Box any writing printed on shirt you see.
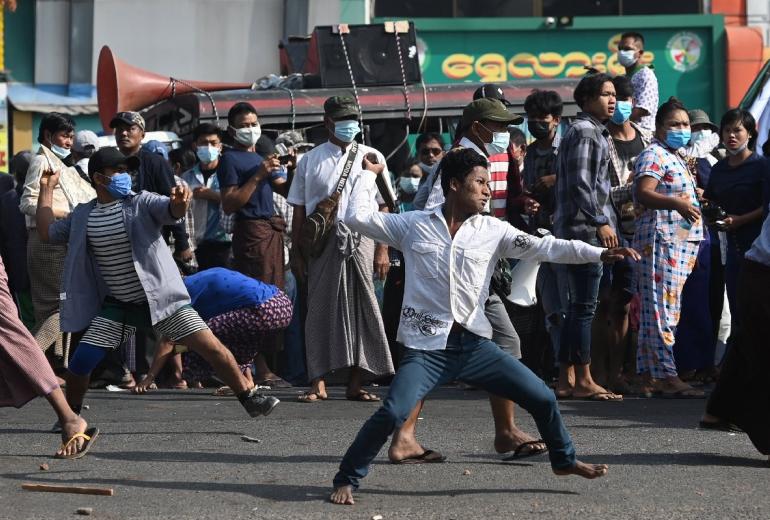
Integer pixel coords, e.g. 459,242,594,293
401,306,448,337
513,234,533,249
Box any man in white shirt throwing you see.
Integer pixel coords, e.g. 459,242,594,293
330,148,640,505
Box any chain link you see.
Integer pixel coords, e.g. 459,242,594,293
170,77,220,125
338,29,364,141
394,30,412,122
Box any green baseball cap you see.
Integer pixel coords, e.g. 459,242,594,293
324,96,360,119
461,98,523,127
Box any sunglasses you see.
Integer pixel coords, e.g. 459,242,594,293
420,147,443,156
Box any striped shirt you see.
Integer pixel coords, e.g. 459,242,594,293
486,150,509,218
87,200,146,303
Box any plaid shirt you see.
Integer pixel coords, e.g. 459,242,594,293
607,121,652,211
522,134,560,230
553,113,615,242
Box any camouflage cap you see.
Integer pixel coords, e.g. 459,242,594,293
109,111,146,131
324,96,359,119
461,98,524,127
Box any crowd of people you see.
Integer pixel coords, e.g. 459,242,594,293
0,30,767,505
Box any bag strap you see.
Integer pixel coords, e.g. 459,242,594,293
334,141,359,194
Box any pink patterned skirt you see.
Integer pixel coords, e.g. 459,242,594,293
184,291,293,382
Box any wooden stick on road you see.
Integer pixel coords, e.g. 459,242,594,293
22,483,114,496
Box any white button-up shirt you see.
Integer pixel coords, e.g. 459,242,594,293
346,171,605,351
287,140,385,218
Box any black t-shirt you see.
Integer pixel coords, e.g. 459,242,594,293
613,131,645,167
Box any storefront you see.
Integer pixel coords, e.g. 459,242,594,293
399,15,726,121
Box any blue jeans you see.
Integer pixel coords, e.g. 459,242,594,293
559,262,603,365
537,262,569,363
278,271,307,385
333,330,576,490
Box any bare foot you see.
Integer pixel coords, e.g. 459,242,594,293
330,485,355,505
572,382,621,400
553,460,609,479
56,416,88,458
388,434,425,462
556,365,575,398
494,427,546,454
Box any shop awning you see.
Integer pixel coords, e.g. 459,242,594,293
6,83,98,115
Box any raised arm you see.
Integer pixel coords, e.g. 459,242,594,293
35,167,72,243
345,165,410,250
21,156,69,219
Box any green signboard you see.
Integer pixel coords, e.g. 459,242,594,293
385,15,726,121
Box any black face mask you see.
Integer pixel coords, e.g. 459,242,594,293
528,121,552,140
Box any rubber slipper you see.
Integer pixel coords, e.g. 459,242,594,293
574,392,623,401
54,427,100,460
391,449,447,464
502,440,548,461
346,391,380,402
297,391,327,403
698,420,742,432
554,389,573,400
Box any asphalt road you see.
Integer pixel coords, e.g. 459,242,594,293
0,386,767,520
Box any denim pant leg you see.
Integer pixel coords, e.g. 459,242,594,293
538,263,567,362
457,336,577,469
333,347,454,490
559,262,603,365
278,270,307,385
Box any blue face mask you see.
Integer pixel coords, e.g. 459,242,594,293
102,172,133,199
479,123,511,155
399,176,420,194
617,49,637,67
333,120,361,143
196,145,220,164
665,128,692,150
611,100,633,125
51,144,71,159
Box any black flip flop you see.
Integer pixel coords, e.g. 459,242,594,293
502,440,548,461
391,449,447,465
54,427,100,460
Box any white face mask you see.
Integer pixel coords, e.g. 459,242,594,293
231,125,261,147
691,129,712,145
726,139,749,156
418,161,439,176
399,176,420,194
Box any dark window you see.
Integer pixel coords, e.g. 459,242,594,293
457,0,535,17
543,0,619,16
623,0,700,15
374,0,453,17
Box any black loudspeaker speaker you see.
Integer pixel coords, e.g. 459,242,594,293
311,22,421,88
